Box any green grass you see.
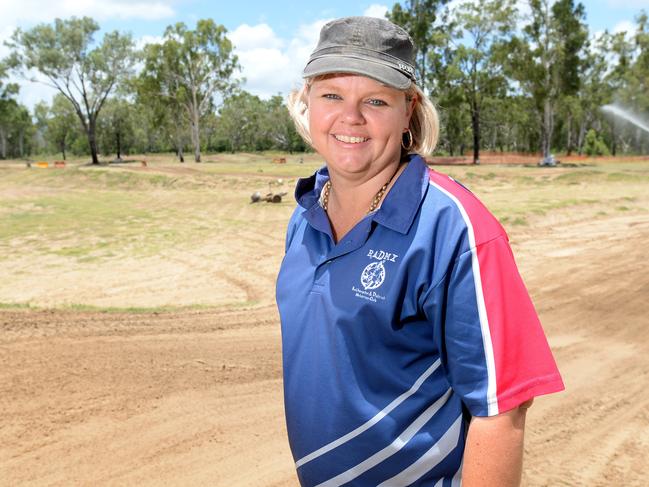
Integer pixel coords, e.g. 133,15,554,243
0,189,183,261
439,161,649,226
2,154,648,312
0,302,35,310
511,217,528,226
0,301,257,313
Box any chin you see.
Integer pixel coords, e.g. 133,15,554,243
326,156,374,175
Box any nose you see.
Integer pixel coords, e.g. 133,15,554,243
341,100,365,124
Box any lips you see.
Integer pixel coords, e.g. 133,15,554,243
333,134,369,144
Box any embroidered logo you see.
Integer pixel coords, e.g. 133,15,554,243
360,261,386,290
351,249,399,302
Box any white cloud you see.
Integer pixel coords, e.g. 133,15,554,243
295,18,331,46
613,20,635,35
0,25,14,60
14,77,59,109
363,4,389,18
230,19,331,99
0,0,175,25
446,0,464,15
516,0,532,27
229,23,284,51
0,1,174,109
135,34,164,49
235,48,292,96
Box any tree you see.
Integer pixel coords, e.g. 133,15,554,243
6,16,135,164
97,97,136,160
387,0,450,94
264,95,306,153
506,0,588,160
0,62,31,159
140,19,240,162
581,18,649,155
0,98,19,158
571,33,611,154
134,62,188,160
34,94,79,159
583,128,609,155
447,0,516,163
217,91,266,152
436,84,470,156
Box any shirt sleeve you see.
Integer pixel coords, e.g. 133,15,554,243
427,235,565,417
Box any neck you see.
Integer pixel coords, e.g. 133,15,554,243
327,161,402,213
324,160,405,242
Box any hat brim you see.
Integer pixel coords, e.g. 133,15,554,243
303,56,412,90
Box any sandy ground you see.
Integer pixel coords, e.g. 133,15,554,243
1,170,649,485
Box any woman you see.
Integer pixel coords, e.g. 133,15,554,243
276,16,564,486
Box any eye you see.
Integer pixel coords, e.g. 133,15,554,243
367,98,387,106
323,93,341,100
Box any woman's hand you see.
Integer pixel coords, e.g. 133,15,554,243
461,399,534,487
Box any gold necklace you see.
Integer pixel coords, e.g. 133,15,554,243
320,164,401,214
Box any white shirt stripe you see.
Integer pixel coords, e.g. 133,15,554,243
377,415,463,486
296,358,442,467
314,388,453,487
428,179,498,415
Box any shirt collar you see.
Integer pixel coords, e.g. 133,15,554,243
295,164,330,210
372,154,429,234
295,154,429,235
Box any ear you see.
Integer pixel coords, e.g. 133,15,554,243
405,93,417,121
303,83,311,107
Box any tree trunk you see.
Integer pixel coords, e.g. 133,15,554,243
173,127,185,163
192,124,201,162
190,95,201,162
471,104,480,164
116,130,122,160
566,113,573,156
87,118,100,164
0,128,6,159
60,140,67,160
542,98,553,159
19,130,24,157
420,47,427,94
577,119,587,155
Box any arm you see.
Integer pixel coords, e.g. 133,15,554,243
461,399,533,487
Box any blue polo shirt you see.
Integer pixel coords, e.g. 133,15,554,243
276,154,564,486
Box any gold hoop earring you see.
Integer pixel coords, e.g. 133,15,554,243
402,129,414,151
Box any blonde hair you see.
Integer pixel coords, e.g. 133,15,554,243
287,77,439,156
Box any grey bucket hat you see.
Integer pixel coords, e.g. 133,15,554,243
303,16,417,90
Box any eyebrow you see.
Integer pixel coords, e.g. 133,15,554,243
312,82,399,99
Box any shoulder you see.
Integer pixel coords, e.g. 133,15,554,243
284,206,307,252
423,168,507,248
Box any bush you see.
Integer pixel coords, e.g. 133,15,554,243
583,129,610,156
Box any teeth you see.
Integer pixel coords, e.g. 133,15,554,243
334,135,368,144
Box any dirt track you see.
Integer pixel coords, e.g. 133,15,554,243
2,188,649,485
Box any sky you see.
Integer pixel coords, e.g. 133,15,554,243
0,0,647,109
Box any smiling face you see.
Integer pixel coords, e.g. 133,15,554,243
307,74,415,182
